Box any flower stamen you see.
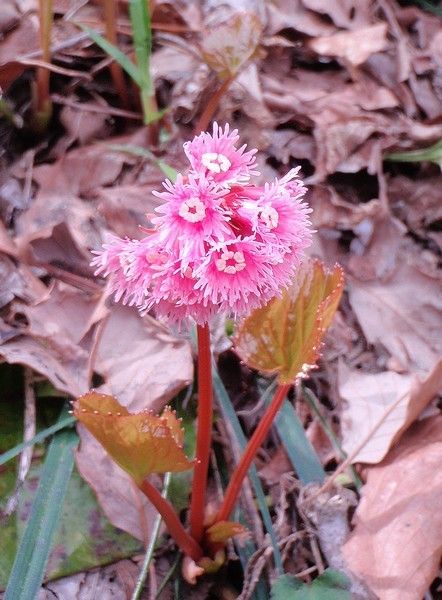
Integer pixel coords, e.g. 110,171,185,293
260,206,279,229
215,250,246,274
179,197,206,223
202,152,232,174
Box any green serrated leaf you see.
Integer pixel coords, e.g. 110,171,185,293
271,570,351,600
4,413,78,599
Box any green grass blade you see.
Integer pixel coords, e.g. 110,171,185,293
131,473,172,600
274,399,326,485
302,387,362,489
128,0,158,123
212,368,284,575
129,0,152,92
77,24,141,86
385,139,442,166
106,143,177,180
4,417,78,600
0,415,75,467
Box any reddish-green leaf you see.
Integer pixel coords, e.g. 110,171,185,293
73,392,193,484
200,12,262,79
235,260,344,384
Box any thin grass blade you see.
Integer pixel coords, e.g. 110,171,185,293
4,415,78,600
0,415,75,466
77,24,141,85
212,367,284,575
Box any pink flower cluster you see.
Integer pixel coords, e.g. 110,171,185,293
92,123,312,324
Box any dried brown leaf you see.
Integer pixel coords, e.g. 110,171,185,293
348,252,442,373
95,305,193,412
309,23,388,66
343,416,442,600
339,359,442,464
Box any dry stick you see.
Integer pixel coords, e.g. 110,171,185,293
139,479,203,562
102,0,130,109
317,387,411,496
189,323,214,542
217,383,292,523
194,77,234,135
36,0,53,117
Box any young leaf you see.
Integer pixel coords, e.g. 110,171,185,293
200,11,262,79
271,570,351,600
235,260,344,384
73,392,193,484
205,520,247,545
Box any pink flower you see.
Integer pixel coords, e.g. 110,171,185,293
152,173,231,263
183,122,259,185
92,126,313,325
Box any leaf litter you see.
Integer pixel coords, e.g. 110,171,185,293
0,0,441,597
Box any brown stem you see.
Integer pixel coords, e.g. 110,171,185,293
194,77,234,134
216,383,291,522
189,323,213,542
35,0,53,122
139,479,203,561
102,0,130,109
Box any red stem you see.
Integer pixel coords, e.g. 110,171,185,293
216,383,291,522
194,77,234,135
189,323,213,542
139,479,203,561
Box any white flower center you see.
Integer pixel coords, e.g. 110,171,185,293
201,152,231,174
178,197,206,223
215,250,246,274
260,206,279,229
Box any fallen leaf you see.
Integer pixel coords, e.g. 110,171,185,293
95,304,193,412
74,392,193,484
235,260,344,384
343,416,442,600
75,426,156,543
301,0,372,29
0,336,87,397
339,358,442,464
348,250,442,373
309,24,388,66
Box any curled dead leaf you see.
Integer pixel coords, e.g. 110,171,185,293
235,259,344,384
309,23,388,66
343,416,442,600
74,392,193,484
